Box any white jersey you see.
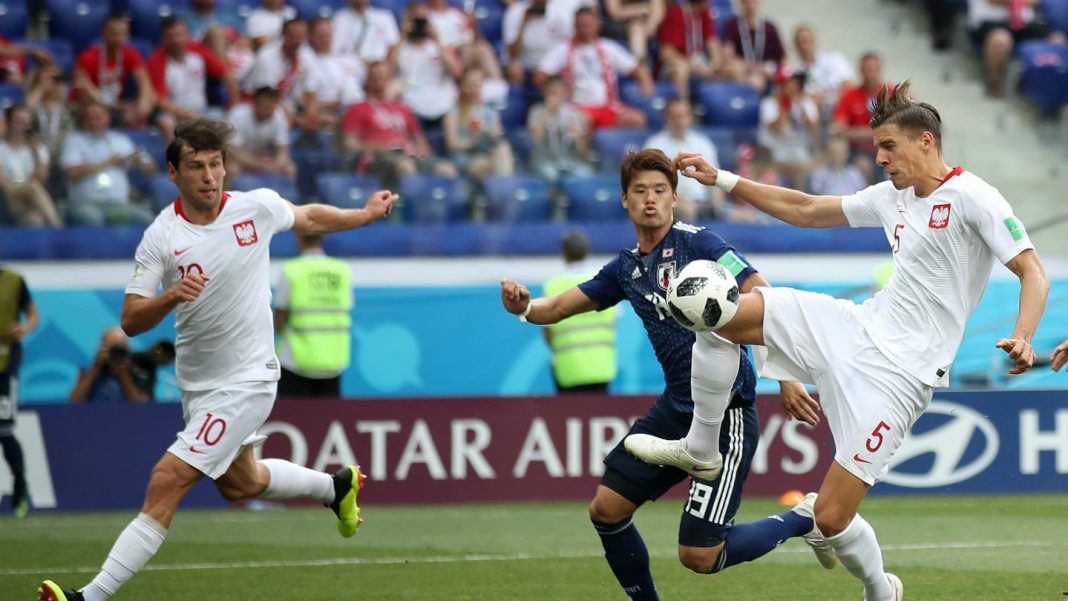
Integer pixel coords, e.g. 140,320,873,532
842,168,1034,387
126,189,296,391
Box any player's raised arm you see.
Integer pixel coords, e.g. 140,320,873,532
996,249,1049,375
500,279,599,325
289,191,398,234
672,151,849,228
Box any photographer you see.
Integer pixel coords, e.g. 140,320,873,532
391,2,462,130
69,327,173,403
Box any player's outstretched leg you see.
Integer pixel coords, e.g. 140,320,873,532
885,573,904,600
703,492,826,573
624,333,739,480
790,493,838,569
37,580,84,601
328,464,366,538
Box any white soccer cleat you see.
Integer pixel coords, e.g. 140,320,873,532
790,492,838,569
885,573,903,601
623,435,723,481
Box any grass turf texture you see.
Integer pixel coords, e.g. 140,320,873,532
2,495,1064,600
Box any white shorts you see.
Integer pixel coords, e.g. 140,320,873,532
167,381,277,480
752,287,933,485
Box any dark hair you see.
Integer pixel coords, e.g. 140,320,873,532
869,79,943,151
620,148,677,194
166,118,234,170
253,85,280,101
281,17,306,35
575,6,597,19
104,13,129,27
160,15,186,32
561,230,589,262
664,97,691,113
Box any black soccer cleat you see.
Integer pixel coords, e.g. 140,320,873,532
327,464,366,538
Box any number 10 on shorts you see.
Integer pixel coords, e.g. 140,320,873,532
196,412,228,447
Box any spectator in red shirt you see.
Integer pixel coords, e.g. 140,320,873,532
720,0,785,91
72,15,157,128
0,37,53,84
339,61,457,189
831,52,883,157
147,16,240,136
656,0,721,99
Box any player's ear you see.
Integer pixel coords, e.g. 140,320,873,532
620,191,628,208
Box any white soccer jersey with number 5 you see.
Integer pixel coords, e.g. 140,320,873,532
126,188,296,391
842,168,1034,387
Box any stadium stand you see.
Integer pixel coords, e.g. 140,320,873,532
483,174,553,223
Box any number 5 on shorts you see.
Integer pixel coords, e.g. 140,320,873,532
865,421,891,453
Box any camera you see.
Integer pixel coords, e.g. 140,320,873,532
108,345,129,360
526,3,546,16
410,17,430,39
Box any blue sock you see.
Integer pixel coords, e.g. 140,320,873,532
715,510,813,572
592,518,659,600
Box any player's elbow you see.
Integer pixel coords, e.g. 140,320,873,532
120,308,146,338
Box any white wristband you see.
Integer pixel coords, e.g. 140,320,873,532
518,301,532,323
715,170,740,193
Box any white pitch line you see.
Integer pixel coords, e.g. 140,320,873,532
0,541,1059,577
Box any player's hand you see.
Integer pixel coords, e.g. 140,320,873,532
995,337,1035,375
366,190,398,220
177,273,210,303
500,279,531,315
778,381,820,427
671,151,719,186
6,323,30,341
1051,339,1068,372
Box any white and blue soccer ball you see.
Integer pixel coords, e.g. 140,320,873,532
666,260,740,332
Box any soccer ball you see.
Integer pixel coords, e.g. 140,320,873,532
666,260,740,332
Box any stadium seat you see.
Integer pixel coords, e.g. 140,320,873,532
1017,41,1068,114
15,39,74,73
148,173,178,211
563,175,624,222
471,4,503,44
497,88,527,129
129,38,157,61
399,175,470,223
697,126,738,172
293,146,340,203
593,127,649,171
316,173,380,209
483,175,552,222
212,0,257,17
46,0,110,54
620,81,679,130
372,0,408,21
1042,0,1068,35
119,129,169,171
424,127,446,156
127,0,189,42
290,0,345,19
233,173,300,202
697,82,760,128
0,0,29,40
505,129,532,169
0,83,25,109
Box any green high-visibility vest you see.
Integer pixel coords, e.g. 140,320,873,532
279,255,353,374
544,272,617,388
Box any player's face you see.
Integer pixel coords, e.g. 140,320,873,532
171,148,226,211
622,170,676,229
873,123,926,190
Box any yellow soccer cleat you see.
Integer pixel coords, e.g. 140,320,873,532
37,580,84,601
328,464,366,538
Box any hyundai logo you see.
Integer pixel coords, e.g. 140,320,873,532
883,400,999,488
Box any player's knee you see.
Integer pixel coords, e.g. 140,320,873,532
588,498,632,525
814,502,853,537
678,546,721,574
215,478,262,501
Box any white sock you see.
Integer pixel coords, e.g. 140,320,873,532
686,333,739,461
80,513,167,601
825,514,893,601
258,458,334,503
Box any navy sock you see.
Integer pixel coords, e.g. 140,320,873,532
592,518,659,600
716,510,813,572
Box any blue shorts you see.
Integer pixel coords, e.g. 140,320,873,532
601,393,759,548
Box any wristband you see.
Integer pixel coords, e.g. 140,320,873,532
518,301,532,323
715,170,740,193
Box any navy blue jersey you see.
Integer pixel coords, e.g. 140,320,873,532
578,222,758,412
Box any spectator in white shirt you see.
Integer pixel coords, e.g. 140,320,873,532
427,0,507,103
331,0,401,63
643,99,722,221
225,86,297,180
806,136,867,196
0,105,62,226
535,8,653,129
246,0,298,49
61,101,157,226
791,25,852,117
757,69,820,189
243,18,323,131
391,2,463,128
527,75,593,186
307,16,366,123
504,0,595,87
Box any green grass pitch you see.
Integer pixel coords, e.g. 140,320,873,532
2,495,1064,600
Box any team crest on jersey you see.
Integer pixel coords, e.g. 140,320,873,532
928,204,951,229
663,248,674,258
657,261,676,291
233,220,259,246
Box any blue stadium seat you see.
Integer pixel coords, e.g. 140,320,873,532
593,127,649,171
483,175,552,222
1017,41,1068,114
148,173,177,211
213,0,257,17
563,175,624,222
316,173,380,209
233,173,300,202
620,80,679,130
290,0,346,19
710,0,734,36
293,146,340,202
129,38,157,61
497,88,527,129
119,129,169,171
399,175,470,223
371,0,408,21
424,127,446,156
471,4,503,44
46,0,110,54
127,0,189,43
505,128,532,169
697,126,738,172
0,0,29,40
16,39,74,74
697,82,760,128
0,83,25,109
1043,0,1068,35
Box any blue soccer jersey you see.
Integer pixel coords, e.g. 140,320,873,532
578,222,758,412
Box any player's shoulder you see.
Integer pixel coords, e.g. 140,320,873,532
942,169,1006,205
229,187,288,206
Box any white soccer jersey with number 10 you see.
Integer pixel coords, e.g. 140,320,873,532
126,188,296,391
842,168,1034,387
